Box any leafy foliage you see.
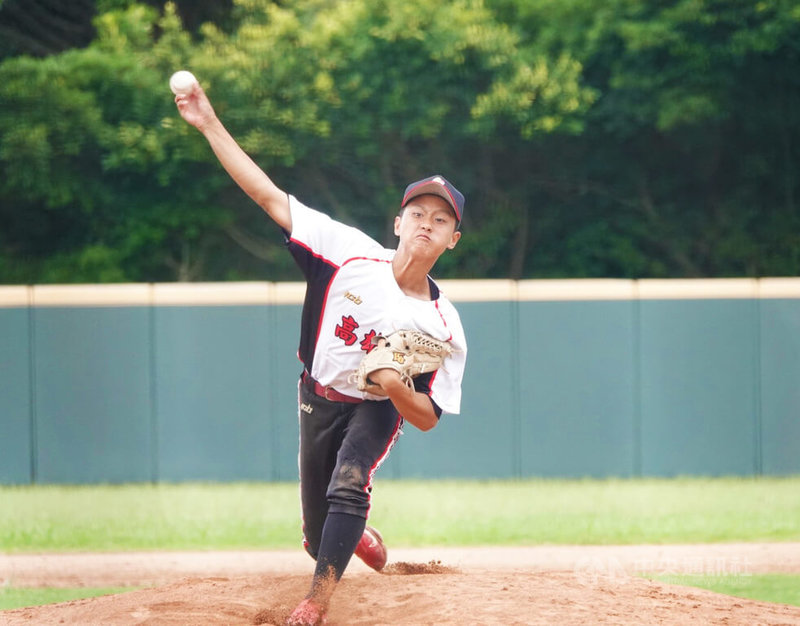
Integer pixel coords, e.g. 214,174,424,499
0,0,798,282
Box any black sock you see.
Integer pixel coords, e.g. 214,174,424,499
310,511,366,592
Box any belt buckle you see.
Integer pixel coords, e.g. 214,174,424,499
323,386,336,401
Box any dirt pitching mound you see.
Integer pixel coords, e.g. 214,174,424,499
3,568,800,625
2,545,800,625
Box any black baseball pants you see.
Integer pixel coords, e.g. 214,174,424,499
297,376,403,561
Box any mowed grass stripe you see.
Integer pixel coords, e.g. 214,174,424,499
1,478,798,551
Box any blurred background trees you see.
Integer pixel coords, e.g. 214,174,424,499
1,0,798,283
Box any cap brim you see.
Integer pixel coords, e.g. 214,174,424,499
402,183,462,222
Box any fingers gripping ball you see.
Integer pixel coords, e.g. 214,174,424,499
169,70,198,95
350,329,453,396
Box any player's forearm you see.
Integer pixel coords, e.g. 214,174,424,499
378,378,438,432
199,117,291,231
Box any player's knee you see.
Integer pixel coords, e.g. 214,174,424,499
302,522,323,560
303,538,318,561
326,461,370,514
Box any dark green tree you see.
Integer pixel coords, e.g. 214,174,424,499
0,0,591,282
490,0,800,277
2,0,798,283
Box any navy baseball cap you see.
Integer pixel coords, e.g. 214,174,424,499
401,175,464,227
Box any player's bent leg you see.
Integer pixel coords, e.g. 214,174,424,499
292,398,400,624
325,399,401,572
354,525,388,571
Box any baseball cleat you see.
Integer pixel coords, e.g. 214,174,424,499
354,525,388,571
285,597,328,625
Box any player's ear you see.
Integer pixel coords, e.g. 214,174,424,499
393,214,402,236
446,230,461,250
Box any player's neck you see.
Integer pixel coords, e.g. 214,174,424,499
392,254,434,300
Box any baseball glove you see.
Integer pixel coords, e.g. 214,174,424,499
350,329,452,395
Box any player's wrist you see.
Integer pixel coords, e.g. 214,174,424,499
368,368,403,390
197,113,222,135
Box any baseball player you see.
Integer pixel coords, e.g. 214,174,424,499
175,81,467,626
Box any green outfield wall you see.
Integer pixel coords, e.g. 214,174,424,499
1,279,798,484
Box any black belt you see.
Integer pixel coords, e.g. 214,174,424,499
302,371,363,404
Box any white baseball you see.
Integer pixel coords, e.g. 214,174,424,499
169,70,198,95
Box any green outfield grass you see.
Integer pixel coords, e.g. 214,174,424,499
1,477,798,551
0,587,133,611
646,574,800,608
1,478,798,611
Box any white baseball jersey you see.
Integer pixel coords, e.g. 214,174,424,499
285,195,466,415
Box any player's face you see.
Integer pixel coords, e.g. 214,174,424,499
394,195,461,257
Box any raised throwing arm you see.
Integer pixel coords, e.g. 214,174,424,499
174,81,292,233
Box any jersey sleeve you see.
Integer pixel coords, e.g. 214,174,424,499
287,195,385,268
427,297,467,416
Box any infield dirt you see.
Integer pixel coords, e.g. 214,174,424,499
2,544,799,625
